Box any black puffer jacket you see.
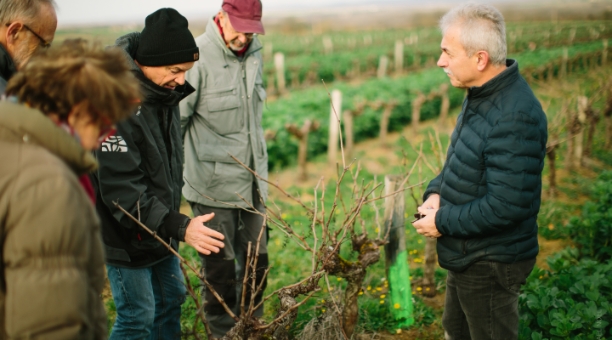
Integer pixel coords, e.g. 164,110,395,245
423,60,547,273
92,33,195,268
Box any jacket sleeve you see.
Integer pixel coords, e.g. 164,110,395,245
4,173,107,339
423,173,442,202
95,118,190,242
435,111,547,237
179,59,204,137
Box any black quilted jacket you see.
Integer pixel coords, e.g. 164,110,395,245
423,59,548,272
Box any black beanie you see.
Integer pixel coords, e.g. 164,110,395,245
136,8,199,66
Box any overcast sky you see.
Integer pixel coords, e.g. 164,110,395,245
54,0,450,27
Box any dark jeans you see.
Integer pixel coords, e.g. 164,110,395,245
442,259,535,340
106,256,186,340
190,199,268,339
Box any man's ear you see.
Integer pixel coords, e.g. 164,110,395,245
475,50,490,71
5,22,23,47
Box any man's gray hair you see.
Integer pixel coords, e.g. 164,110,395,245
0,0,57,25
440,3,507,66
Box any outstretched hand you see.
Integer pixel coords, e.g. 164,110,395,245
184,213,225,255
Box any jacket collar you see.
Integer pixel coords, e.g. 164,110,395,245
0,44,17,83
206,16,262,59
0,101,97,175
468,59,519,99
115,32,195,107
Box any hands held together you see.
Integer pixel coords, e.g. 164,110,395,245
411,194,442,239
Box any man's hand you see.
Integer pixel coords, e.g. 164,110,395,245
412,198,443,238
421,193,440,210
184,213,225,255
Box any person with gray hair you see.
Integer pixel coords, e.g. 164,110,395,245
411,3,547,339
0,0,57,93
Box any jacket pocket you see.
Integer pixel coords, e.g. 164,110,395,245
202,86,243,135
205,161,253,203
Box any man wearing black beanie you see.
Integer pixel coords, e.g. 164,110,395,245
91,8,225,339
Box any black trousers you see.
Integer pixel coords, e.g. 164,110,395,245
442,259,535,340
189,198,268,338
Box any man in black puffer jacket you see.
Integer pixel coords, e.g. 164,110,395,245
92,8,225,339
411,3,547,339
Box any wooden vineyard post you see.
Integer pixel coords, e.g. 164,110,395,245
265,69,276,96
574,96,588,168
274,52,287,95
327,89,342,165
546,133,560,198
383,175,414,328
343,99,367,157
394,40,404,74
565,104,577,171
604,40,608,66
561,47,568,78
264,43,273,62
438,83,450,128
323,36,333,55
584,102,599,157
605,88,612,150
377,55,389,79
289,66,301,89
286,120,320,181
379,100,399,144
421,238,437,298
411,92,427,134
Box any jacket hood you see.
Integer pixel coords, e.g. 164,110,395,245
115,32,195,107
0,101,97,174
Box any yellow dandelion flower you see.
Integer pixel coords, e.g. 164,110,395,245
380,294,386,299
281,213,288,219
375,227,380,233
358,291,363,296
322,308,326,313
337,277,342,281
417,287,422,291
379,300,384,304
394,303,401,309
367,285,371,291
376,287,382,291
321,299,326,303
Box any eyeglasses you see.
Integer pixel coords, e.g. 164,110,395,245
5,23,50,48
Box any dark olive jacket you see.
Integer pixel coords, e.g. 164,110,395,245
92,33,195,268
423,60,548,272
0,102,106,339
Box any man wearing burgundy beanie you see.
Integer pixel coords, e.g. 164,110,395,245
179,0,268,337
92,8,225,339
